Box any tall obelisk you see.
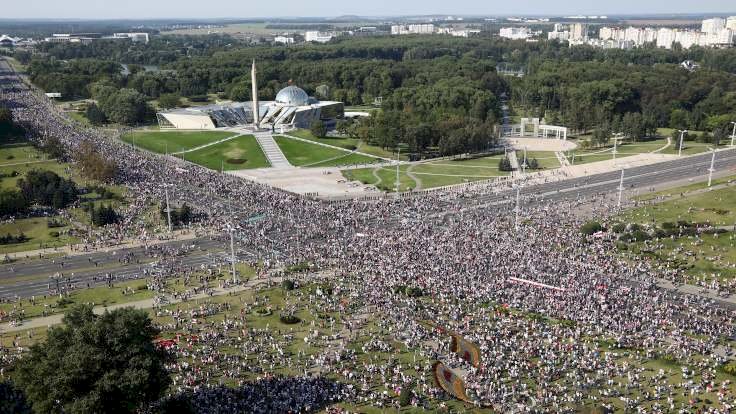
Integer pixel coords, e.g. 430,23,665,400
251,59,259,130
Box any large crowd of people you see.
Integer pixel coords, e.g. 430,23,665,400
2,59,736,412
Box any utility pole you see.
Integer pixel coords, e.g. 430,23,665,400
617,169,625,208
164,185,172,232
395,146,401,196
730,122,736,147
708,147,716,187
515,186,521,231
230,227,237,282
678,130,687,157
522,146,528,176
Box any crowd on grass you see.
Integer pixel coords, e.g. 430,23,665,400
2,61,736,413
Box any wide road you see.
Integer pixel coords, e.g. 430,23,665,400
440,147,736,214
2,148,736,300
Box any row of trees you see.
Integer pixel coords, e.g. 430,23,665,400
0,170,78,217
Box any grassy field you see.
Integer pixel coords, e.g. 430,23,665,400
4,277,734,412
274,136,377,167
0,217,79,254
342,154,512,192
618,182,736,284
288,129,405,160
121,130,235,154
518,150,560,170
184,135,270,170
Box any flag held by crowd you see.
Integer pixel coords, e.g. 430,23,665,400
432,361,473,403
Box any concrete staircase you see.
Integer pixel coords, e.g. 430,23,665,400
255,133,291,168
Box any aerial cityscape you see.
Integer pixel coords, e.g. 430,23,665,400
1,0,736,413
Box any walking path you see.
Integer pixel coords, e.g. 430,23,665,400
255,132,291,168
508,150,521,177
281,133,391,162
3,229,203,261
555,151,571,167
0,158,57,167
0,274,283,334
171,133,243,155
406,164,423,191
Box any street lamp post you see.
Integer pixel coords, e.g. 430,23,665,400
677,129,687,157
730,122,736,147
164,184,172,233
514,186,521,231
707,147,717,187
395,147,401,196
617,169,625,208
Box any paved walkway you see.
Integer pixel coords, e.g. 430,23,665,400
281,133,392,162
0,274,283,334
0,158,57,167
255,133,291,168
3,229,202,261
508,150,521,177
171,133,243,155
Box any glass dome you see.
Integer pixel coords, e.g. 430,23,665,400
275,85,310,106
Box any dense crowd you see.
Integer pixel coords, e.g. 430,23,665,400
2,59,736,412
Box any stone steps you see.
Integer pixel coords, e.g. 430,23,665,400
255,134,291,168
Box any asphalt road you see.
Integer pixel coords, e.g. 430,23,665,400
1,147,735,300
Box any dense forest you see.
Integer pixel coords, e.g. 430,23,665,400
16,34,736,153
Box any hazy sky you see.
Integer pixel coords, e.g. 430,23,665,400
4,0,735,19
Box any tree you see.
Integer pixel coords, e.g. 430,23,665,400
85,103,107,126
0,381,30,414
310,119,327,138
0,189,29,217
17,170,78,208
498,156,513,172
13,305,170,414
77,141,118,182
580,221,603,235
157,93,181,110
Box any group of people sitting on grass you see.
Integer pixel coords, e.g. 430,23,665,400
2,62,736,413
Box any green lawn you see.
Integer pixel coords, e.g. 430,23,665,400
618,183,736,284
0,217,79,254
635,175,736,201
0,142,73,190
622,185,736,227
342,165,417,192
342,154,511,192
288,129,405,160
121,130,235,154
67,111,90,126
274,136,377,167
518,151,560,170
184,135,269,170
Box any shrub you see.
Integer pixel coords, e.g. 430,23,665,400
48,231,60,238
405,287,424,297
580,221,603,236
281,280,296,291
630,230,651,242
398,383,414,407
611,223,626,233
279,314,300,324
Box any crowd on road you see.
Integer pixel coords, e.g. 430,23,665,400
3,60,736,412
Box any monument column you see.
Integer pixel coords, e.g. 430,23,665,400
251,60,260,129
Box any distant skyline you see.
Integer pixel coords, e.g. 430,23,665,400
3,1,736,20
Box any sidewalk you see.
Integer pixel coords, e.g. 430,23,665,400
0,274,284,334
4,229,205,261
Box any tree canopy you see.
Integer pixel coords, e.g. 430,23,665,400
13,305,170,414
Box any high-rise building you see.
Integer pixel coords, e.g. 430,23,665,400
702,18,725,34
570,23,589,40
500,27,533,40
726,16,736,31
656,28,677,48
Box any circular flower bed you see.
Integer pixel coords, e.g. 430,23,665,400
254,308,272,317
